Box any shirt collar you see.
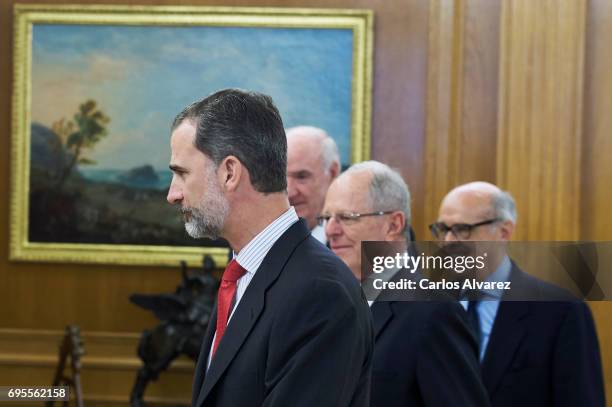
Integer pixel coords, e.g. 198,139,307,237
310,225,327,244
481,255,512,299
365,265,401,307
234,206,299,274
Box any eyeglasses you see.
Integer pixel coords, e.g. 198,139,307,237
317,210,395,226
429,218,500,240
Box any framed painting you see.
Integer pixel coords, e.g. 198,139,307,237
10,4,373,267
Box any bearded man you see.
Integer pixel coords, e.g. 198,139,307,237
167,89,373,407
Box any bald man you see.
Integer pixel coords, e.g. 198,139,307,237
324,162,490,407
287,126,340,244
432,182,605,407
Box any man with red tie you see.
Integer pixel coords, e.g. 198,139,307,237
167,89,373,407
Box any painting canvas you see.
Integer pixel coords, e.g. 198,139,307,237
11,5,373,266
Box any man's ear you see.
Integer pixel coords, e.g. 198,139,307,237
499,220,515,241
328,160,340,180
385,211,406,241
218,155,242,192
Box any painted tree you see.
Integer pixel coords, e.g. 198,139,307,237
54,100,110,187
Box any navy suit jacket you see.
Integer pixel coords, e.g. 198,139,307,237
482,265,606,407
191,219,374,407
370,299,491,407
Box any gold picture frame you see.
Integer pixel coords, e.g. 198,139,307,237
10,4,373,267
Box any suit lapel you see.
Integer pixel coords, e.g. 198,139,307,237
370,301,394,340
195,219,311,406
480,266,531,396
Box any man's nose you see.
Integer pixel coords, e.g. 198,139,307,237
167,180,183,204
325,216,343,238
443,230,457,242
287,177,298,199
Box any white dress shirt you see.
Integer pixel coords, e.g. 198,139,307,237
311,224,327,245
366,266,402,307
207,206,299,368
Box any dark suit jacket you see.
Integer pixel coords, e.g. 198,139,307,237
482,264,606,407
192,219,373,407
370,299,491,407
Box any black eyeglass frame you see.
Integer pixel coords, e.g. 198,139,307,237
429,218,501,240
317,210,396,226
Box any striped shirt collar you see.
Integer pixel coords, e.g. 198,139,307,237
234,206,299,273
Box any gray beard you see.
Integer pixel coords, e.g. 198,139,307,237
185,206,227,240
182,193,229,240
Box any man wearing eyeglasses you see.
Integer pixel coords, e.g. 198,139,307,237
433,181,605,407
286,126,340,244
323,161,490,407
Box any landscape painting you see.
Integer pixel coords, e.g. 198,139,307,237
11,5,373,266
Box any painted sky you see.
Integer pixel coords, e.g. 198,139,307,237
31,24,354,170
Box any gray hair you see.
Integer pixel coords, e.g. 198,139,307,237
492,190,517,223
320,135,340,172
286,125,340,172
343,160,411,231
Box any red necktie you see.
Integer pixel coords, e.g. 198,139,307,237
212,259,247,357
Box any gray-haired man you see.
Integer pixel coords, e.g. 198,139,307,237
323,161,490,407
286,126,340,244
